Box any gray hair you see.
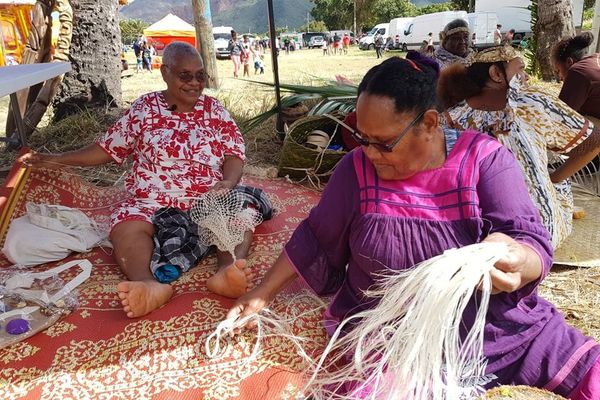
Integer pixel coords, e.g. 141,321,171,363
162,41,202,66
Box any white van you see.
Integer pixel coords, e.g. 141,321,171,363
359,23,389,50
213,26,234,59
467,12,497,48
388,17,414,50
401,11,468,51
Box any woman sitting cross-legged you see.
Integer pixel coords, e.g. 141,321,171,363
228,57,600,398
438,45,600,249
20,42,259,318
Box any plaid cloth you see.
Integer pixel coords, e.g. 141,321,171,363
150,185,274,283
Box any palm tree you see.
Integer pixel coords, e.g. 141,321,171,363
535,0,575,81
53,0,122,120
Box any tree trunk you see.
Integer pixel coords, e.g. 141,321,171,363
53,0,121,120
536,0,575,81
592,0,600,53
191,0,219,89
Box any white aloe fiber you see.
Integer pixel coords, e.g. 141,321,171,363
303,242,509,400
189,189,263,259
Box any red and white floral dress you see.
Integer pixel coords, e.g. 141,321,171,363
97,91,245,230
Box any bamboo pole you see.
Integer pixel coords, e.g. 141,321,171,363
267,0,284,136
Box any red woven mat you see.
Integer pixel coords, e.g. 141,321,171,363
0,162,327,400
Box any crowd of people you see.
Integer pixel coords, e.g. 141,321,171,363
19,16,600,398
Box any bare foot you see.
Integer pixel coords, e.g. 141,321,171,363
206,259,253,298
117,280,173,318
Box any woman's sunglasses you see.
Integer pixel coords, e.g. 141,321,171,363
350,111,425,153
165,65,208,83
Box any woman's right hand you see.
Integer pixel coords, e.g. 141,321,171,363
18,151,61,169
226,286,272,335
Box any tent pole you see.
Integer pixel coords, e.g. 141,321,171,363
267,0,284,137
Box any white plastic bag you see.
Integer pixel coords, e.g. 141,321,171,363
2,203,109,266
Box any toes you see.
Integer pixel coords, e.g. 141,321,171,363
116,282,130,292
127,311,135,318
234,259,247,270
118,291,127,300
123,305,131,313
121,298,129,306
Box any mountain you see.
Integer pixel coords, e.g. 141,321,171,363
120,0,313,34
120,0,452,33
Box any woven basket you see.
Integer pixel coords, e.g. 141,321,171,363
278,113,347,184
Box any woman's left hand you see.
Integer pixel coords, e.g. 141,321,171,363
211,180,236,191
483,232,542,294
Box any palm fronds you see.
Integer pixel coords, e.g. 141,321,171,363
239,80,358,133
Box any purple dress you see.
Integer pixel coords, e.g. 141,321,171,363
284,130,600,397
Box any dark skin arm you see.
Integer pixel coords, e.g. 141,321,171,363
226,252,298,332
212,156,244,190
550,127,600,183
18,143,114,169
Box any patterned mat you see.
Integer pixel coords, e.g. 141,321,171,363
0,160,327,400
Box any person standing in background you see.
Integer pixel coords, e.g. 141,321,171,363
494,24,502,45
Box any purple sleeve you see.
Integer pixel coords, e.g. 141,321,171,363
477,146,553,294
284,153,359,296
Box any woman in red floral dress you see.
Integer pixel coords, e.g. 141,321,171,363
21,42,253,318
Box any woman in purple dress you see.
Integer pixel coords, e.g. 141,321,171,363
228,57,600,398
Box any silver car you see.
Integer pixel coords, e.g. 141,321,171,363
309,36,325,49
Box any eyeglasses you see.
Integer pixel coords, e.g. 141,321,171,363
165,65,208,83
448,34,469,44
350,111,425,153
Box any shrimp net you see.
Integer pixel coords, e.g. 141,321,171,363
189,189,263,259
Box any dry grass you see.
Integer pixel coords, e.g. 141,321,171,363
0,47,598,346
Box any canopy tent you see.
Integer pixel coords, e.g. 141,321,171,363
143,13,196,55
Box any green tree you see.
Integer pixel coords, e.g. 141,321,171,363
416,2,454,16
372,0,418,22
119,18,149,45
450,0,470,11
299,20,328,32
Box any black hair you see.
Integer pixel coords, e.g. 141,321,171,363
437,61,506,109
357,57,439,115
552,32,595,63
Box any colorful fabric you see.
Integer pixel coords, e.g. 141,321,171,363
151,207,211,282
284,130,600,397
0,163,327,400
97,91,245,229
433,46,474,69
443,84,594,248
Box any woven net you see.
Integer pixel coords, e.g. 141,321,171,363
189,189,263,258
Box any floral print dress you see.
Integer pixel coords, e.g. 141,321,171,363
443,84,594,248
97,91,245,229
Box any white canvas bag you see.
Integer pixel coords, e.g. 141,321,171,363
2,203,109,265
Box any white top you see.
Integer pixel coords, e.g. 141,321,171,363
0,62,71,98
0,0,36,4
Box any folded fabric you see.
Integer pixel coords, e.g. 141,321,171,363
150,208,211,283
2,203,108,266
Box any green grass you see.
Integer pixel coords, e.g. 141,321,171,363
1,45,398,170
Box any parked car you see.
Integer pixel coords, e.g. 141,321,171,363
308,35,325,49
359,23,389,50
213,26,234,59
